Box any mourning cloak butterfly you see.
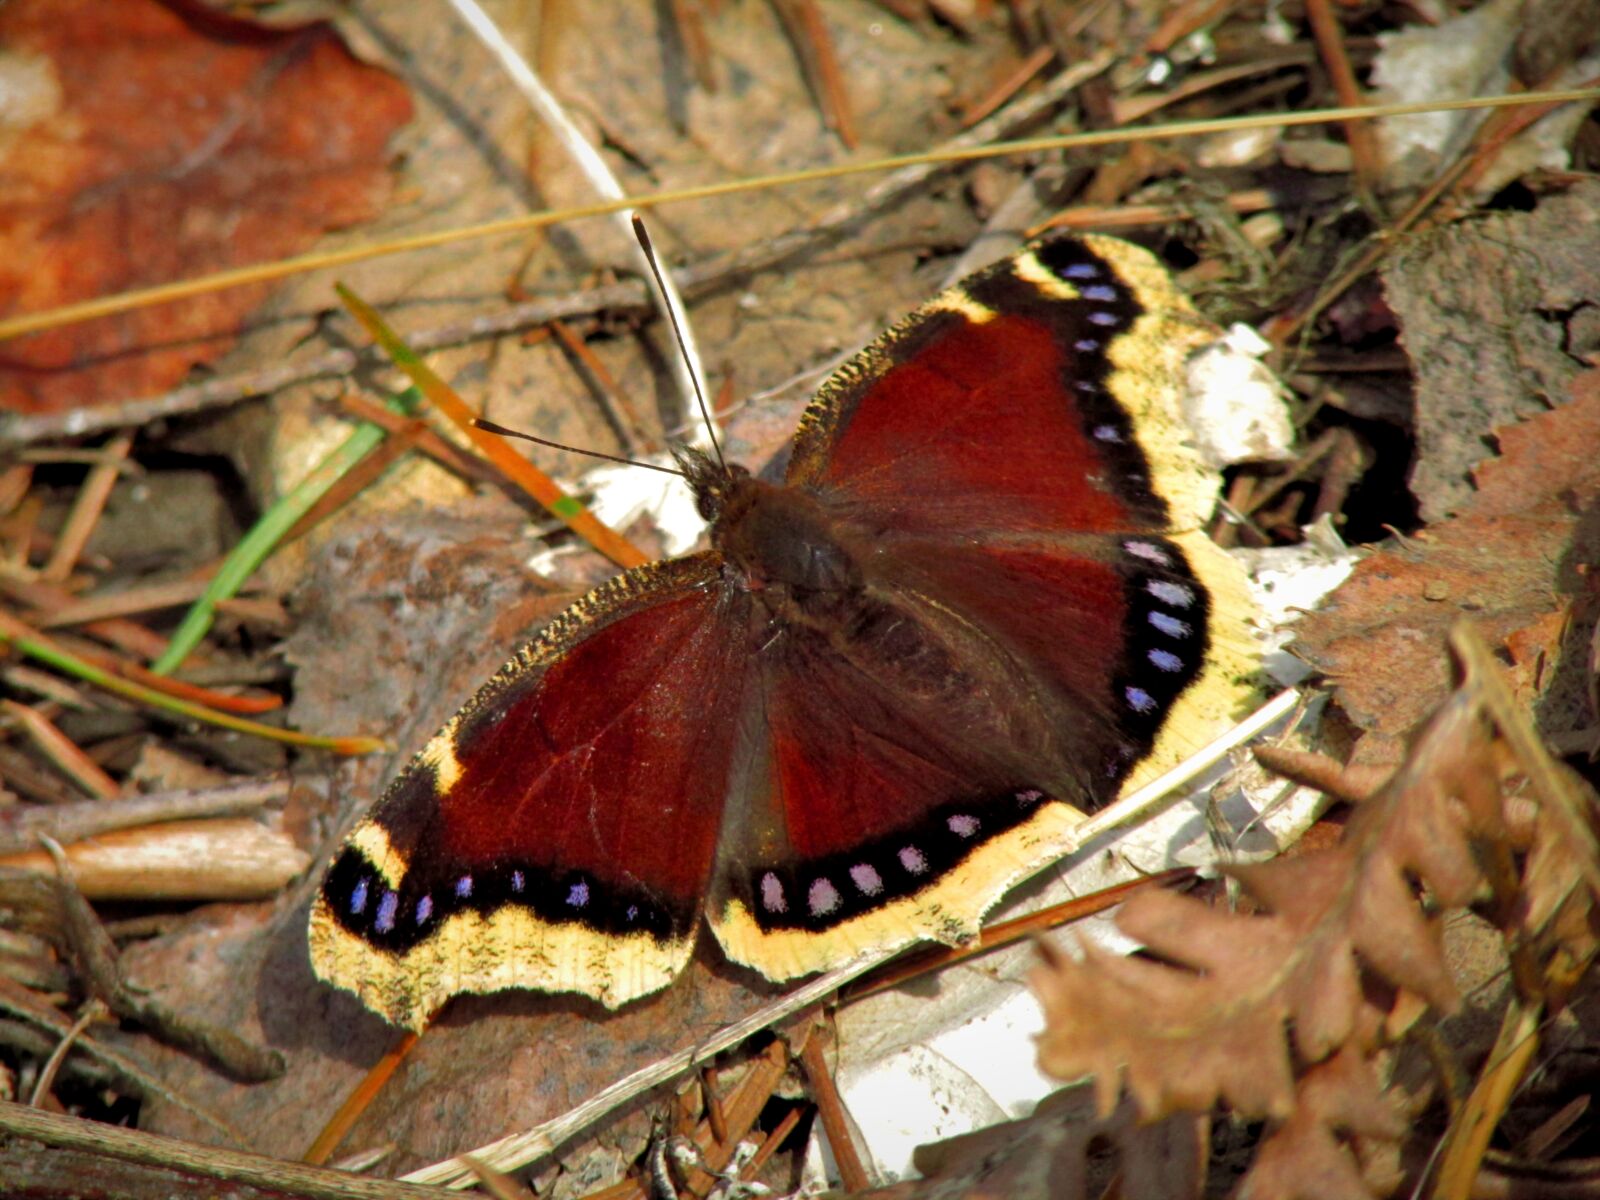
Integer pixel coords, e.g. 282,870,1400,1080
308,233,1258,1029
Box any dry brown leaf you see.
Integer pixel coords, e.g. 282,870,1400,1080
0,0,412,413
1295,370,1600,758
1383,182,1600,522
1242,1049,1406,1200
1034,690,1497,1125
1033,623,1600,1199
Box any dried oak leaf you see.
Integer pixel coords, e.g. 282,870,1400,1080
1241,1048,1406,1200
1295,371,1600,759
0,0,412,413
1514,753,1600,1006
1034,692,1494,1122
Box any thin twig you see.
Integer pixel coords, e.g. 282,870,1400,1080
150,386,424,674
0,463,32,513
40,836,286,1083
708,1030,799,1169
41,433,132,582
1144,0,1236,56
462,1155,538,1200
0,1100,450,1200
1066,688,1303,847
0,572,176,661
701,1064,728,1145
743,1103,803,1179
1304,0,1380,200
961,43,1056,127
0,743,80,806
798,1028,870,1192
27,999,107,1107
336,287,650,568
0,608,383,755
276,427,423,545
0,977,247,1146
44,639,282,715
1,663,91,710
0,699,119,800
444,0,708,421
549,320,656,453
667,0,717,91
0,776,286,859
1448,69,1600,197
335,392,499,484
33,576,251,629
771,0,859,148
303,1030,422,1166
844,867,1197,1002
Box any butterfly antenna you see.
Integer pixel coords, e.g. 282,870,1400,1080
631,214,725,470
473,419,687,476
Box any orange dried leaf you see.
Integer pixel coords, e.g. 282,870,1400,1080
0,0,412,413
1296,372,1600,748
1034,924,1298,1120
1244,1045,1407,1200
1245,1114,1384,1200
1034,695,1498,1127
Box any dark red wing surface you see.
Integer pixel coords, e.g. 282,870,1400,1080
787,237,1184,536
309,554,755,1026
707,526,1227,978
710,235,1257,980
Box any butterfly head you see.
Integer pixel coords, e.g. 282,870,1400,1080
672,444,751,523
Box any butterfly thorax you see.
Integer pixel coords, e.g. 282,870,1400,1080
711,473,865,602
672,443,864,598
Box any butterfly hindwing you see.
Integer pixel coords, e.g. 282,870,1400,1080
909,525,1258,796
704,529,1243,980
308,554,753,1029
706,582,1088,979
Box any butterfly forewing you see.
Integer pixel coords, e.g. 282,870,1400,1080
787,234,1221,536
787,236,1258,784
